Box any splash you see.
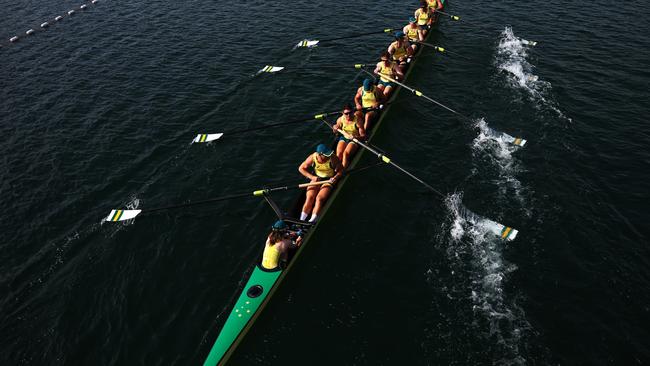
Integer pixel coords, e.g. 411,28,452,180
495,27,571,122
443,193,530,364
472,119,529,210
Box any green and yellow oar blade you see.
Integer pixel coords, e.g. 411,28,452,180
295,39,320,48
105,209,142,222
192,133,224,144
256,65,285,74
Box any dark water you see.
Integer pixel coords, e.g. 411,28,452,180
2,0,649,364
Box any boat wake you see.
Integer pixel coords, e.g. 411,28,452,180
472,119,529,212
495,27,571,122
442,193,531,364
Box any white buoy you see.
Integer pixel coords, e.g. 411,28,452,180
80,4,87,9
26,29,35,35
55,15,63,21
10,36,19,43
68,10,75,15
41,22,50,28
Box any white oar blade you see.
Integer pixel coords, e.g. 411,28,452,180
105,209,142,222
522,39,537,46
257,65,285,75
192,133,224,144
456,204,519,241
296,39,319,48
502,133,527,147
483,219,519,241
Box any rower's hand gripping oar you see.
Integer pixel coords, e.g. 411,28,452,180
317,116,518,241
359,69,527,147
295,28,395,48
105,180,334,222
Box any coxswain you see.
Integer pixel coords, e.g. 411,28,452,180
388,31,414,73
403,17,424,48
354,78,383,130
261,220,303,270
333,104,366,168
298,144,343,223
415,1,433,35
373,51,403,98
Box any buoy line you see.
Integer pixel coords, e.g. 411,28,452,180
1,0,102,49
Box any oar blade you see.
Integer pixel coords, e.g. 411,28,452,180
295,39,320,48
256,65,285,75
455,203,519,242
192,133,224,144
105,209,142,222
482,219,519,241
502,133,527,147
522,39,538,46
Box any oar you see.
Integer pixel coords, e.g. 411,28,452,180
191,103,386,144
104,161,387,222
434,9,462,21
295,28,395,48
317,116,519,241
360,69,527,147
413,41,481,64
105,180,334,222
257,63,370,75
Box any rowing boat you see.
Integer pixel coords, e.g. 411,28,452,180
202,3,446,364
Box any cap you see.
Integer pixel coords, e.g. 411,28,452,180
271,220,288,231
394,31,405,39
363,78,373,91
409,17,416,23
316,143,333,157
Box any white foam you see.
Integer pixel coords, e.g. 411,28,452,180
496,27,571,122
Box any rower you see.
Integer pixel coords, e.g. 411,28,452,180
261,220,303,270
427,0,443,13
333,104,366,168
415,0,433,35
387,31,414,73
354,78,383,130
373,51,403,98
298,144,343,223
403,17,423,48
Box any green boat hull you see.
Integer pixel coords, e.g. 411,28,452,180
203,1,446,364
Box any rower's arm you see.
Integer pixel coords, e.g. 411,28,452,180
373,63,381,75
299,155,317,181
354,88,363,109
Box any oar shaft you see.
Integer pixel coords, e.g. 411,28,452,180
361,69,468,120
321,117,446,198
318,28,394,43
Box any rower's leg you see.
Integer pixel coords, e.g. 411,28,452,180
336,140,346,161
383,85,393,98
344,143,358,168
364,111,376,131
301,186,318,219
311,186,333,220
